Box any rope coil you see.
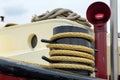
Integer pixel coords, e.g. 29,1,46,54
47,44,94,55
42,31,95,74
49,56,94,66
49,63,94,72
50,32,94,42
49,50,94,60
31,8,91,27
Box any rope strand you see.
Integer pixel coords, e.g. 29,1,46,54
31,8,91,27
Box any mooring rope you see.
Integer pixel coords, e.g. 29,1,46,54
31,8,91,27
42,31,95,73
49,50,94,60
49,56,94,66
47,44,94,55
49,64,94,72
50,32,94,42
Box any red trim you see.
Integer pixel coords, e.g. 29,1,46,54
0,74,26,80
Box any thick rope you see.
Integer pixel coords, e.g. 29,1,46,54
44,31,95,73
49,63,94,72
31,8,91,27
50,32,94,42
47,44,94,55
49,56,94,66
49,50,94,60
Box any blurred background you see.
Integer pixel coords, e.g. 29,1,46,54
0,0,119,32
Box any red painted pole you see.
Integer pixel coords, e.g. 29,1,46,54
86,2,111,79
94,24,107,79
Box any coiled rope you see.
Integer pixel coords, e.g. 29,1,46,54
34,8,95,74
50,32,94,42
31,8,91,27
42,31,95,73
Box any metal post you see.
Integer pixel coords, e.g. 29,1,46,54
0,16,4,22
118,33,120,38
110,0,119,80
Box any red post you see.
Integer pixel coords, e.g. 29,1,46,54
86,2,111,79
94,24,107,79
